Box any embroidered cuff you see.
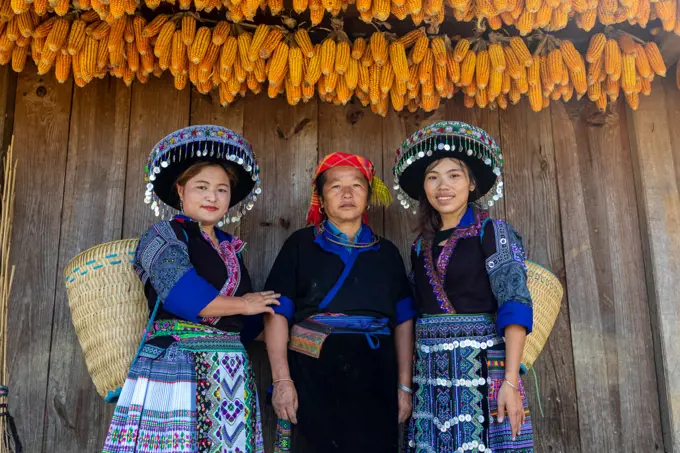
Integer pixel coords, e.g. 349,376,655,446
164,269,220,322
273,295,295,322
396,297,418,325
240,314,264,345
497,300,533,336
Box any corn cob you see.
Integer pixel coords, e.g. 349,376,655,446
410,34,429,64
250,57,265,82
536,1,552,27
10,43,26,71
259,27,282,59
430,37,447,66
171,30,187,74
487,42,505,72
108,19,125,50
621,54,636,94
358,62,370,92
293,0,308,13
460,49,476,86
247,24,269,62
407,82,419,100
396,77,408,95
267,41,288,84
489,68,502,98
387,42,408,83
508,36,531,67
453,38,470,62
406,0,422,14
371,32,388,67
153,22,175,59
33,0,48,16
292,29,314,58
625,92,639,110
499,69,510,94
587,57,602,84
33,17,56,39
234,57,247,82
637,0,650,27
286,45,303,87
422,71,434,96
604,39,622,80
47,18,69,52
641,76,651,95
464,94,475,108
560,40,585,73
53,0,69,16
352,37,367,60
324,71,338,92
345,58,359,89
335,41,350,75
372,0,390,20
380,61,394,93
586,33,606,63
37,48,56,74
305,44,323,85
182,15,196,46
476,49,490,89
528,83,543,111
548,48,564,86
399,28,423,48
54,51,71,82
527,55,540,86
390,86,405,111
419,48,433,84
632,44,652,79
572,69,587,95
81,36,97,81
96,33,109,69
235,32,253,71
189,61,199,85
645,42,666,77
361,46,373,67
310,7,325,25
446,50,461,83
302,79,315,101
517,10,535,36
540,55,553,96
509,84,521,104
321,38,336,75
369,64,381,104
16,12,32,38
587,80,601,101
141,15,167,39
30,37,44,65
4,20,18,43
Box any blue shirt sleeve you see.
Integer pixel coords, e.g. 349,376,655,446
265,234,299,323
136,221,219,322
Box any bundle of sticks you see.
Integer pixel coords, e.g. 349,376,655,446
0,137,21,453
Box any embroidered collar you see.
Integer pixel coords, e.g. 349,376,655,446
423,207,489,313
173,214,245,253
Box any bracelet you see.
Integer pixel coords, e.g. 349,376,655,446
504,379,519,391
273,378,294,385
398,384,414,394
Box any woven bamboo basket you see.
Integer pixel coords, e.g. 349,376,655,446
521,261,564,371
63,239,146,402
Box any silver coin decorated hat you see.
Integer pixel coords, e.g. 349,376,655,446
392,121,503,213
144,125,262,226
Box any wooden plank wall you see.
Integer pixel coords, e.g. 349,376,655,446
2,70,676,453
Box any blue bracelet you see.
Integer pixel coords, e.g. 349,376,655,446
398,383,413,394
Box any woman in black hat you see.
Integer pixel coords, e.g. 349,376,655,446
394,121,534,453
102,125,275,453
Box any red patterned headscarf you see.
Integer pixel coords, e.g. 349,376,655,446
306,152,392,225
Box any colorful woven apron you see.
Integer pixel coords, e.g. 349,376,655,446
405,314,533,453
102,320,264,453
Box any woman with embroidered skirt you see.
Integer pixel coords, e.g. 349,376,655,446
394,122,534,453
263,152,418,453
102,125,275,453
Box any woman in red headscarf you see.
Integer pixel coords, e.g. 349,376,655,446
263,153,417,453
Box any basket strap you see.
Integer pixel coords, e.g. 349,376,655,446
129,296,162,370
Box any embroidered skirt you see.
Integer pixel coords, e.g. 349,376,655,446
102,320,264,453
405,314,533,453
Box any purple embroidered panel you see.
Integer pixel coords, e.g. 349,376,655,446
422,209,489,314
200,230,244,326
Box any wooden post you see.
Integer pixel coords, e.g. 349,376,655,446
0,66,17,153
627,80,680,453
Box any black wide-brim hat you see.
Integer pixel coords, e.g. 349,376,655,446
392,121,503,212
144,125,261,225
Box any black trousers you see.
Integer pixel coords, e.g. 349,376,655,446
289,333,399,453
